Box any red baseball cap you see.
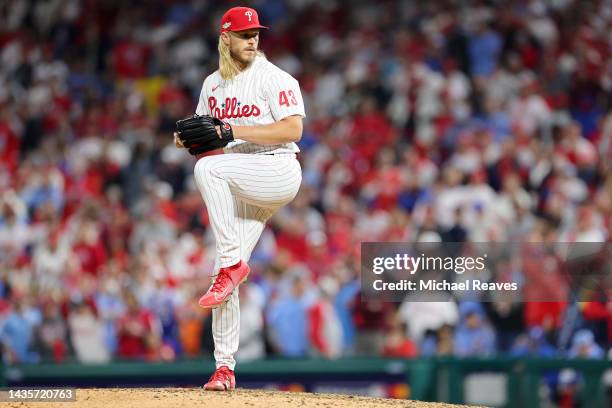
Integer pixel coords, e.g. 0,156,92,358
220,7,268,33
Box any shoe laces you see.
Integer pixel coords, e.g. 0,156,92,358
209,366,232,383
210,271,232,294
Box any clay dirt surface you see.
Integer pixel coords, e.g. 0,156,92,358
2,388,482,408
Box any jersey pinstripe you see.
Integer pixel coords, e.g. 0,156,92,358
195,56,305,155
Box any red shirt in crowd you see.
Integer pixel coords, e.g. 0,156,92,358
116,309,156,359
111,40,150,79
72,239,107,276
0,121,19,173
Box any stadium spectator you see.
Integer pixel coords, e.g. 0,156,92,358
510,326,557,358
420,324,455,357
453,302,496,357
266,271,311,357
580,299,612,348
382,315,418,358
0,295,39,363
397,301,459,343
116,293,161,361
308,276,343,359
34,300,69,362
485,300,525,352
68,301,110,363
568,329,605,359
333,261,360,354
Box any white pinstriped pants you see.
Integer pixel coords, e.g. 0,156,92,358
193,153,301,370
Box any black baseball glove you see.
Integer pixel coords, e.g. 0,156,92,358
175,115,234,155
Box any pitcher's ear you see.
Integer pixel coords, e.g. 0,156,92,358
221,32,231,46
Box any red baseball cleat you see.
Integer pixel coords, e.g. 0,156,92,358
203,366,235,391
198,261,250,309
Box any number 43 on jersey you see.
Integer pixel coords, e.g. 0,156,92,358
279,90,298,107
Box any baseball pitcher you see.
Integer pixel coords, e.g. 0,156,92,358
174,6,304,391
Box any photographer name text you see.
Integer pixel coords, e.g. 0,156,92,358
372,279,518,292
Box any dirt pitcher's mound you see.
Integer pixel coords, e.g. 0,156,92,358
5,388,480,408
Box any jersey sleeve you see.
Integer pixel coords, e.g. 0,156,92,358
264,71,306,121
195,79,210,116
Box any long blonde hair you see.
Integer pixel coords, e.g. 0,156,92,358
218,36,266,80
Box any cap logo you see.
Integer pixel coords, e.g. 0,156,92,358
245,11,253,21
222,22,231,30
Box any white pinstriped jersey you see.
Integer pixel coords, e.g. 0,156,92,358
195,56,305,155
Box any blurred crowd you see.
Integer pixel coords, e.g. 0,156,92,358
0,0,611,366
